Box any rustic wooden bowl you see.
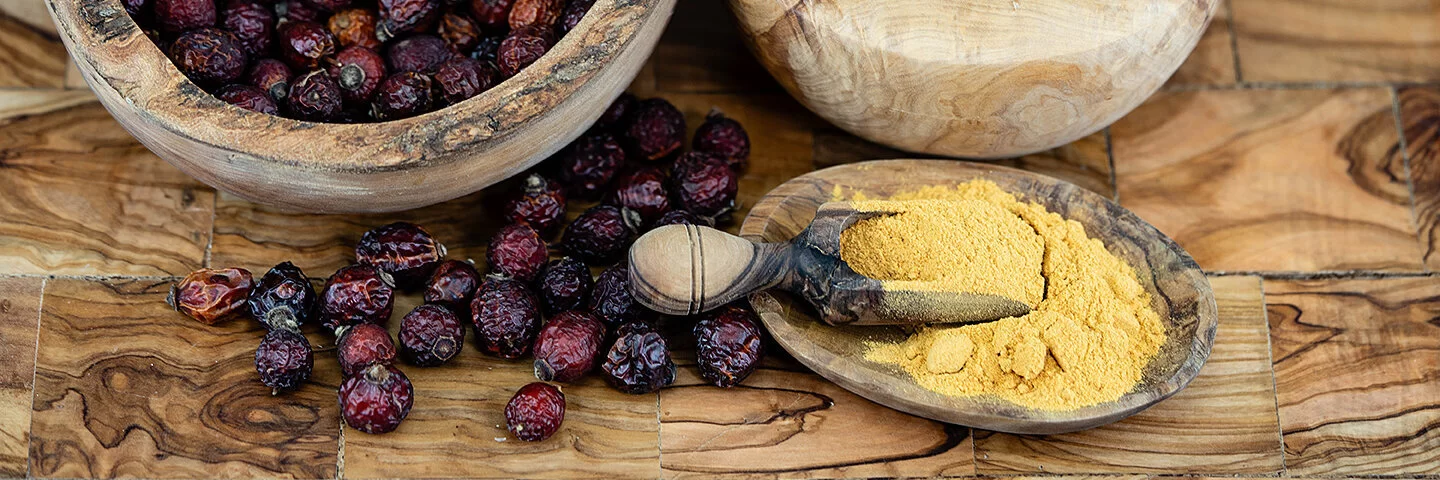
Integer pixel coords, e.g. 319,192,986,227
47,0,675,213
728,0,1218,159
740,160,1217,434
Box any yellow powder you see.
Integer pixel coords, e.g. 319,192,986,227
849,180,1166,411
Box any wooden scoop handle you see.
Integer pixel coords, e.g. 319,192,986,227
628,225,791,316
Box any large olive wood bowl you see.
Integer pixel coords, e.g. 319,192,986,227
728,0,1218,159
47,0,675,213
740,160,1217,434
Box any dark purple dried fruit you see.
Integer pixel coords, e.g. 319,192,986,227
533,310,605,382
398,303,465,366
612,167,671,227
694,304,764,388
386,34,453,74
307,0,352,10
651,209,713,229
320,264,396,330
340,364,414,434
170,28,249,86
279,0,323,23
601,321,675,394
469,35,503,64
671,151,739,218
287,70,344,121
469,0,515,30
378,0,441,38
507,0,559,30
434,57,498,104
487,223,548,282
505,382,564,441
370,72,434,120
438,12,482,53
329,46,386,104
155,0,216,33
221,1,275,56
497,25,553,77
562,204,637,265
277,21,337,70
504,174,567,234
593,92,633,131
356,222,447,287
424,259,482,309
256,324,314,394
557,132,624,199
328,7,382,49
169,267,254,325
124,0,150,18
248,261,318,330
535,256,591,315
623,98,685,161
217,84,280,114
556,0,593,34
247,58,293,101
470,276,543,359
588,263,639,327
336,322,397,377
693,109,750,170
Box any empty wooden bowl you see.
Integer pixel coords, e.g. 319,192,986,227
48,0,675,213
740,160,1217,434
728,0,1218,159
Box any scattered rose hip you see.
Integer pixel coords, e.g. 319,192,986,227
503,174,568,235
534,256,591,315
486,223,548,282
341,364,414,434
423,259,482,310
506,382,565,441
320,264,396,330
588,263,640,328
602,321,675,394
356,221,446,288
471,275,544,359
248,261,317,330
561,204,637,265
170,267,253,325
337,323,398,378
399,303,465,367
694,305,765,388
254,309,313,394
533,310,605,382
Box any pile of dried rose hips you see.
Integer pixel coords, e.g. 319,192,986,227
167,96,765,440
125,0,590,122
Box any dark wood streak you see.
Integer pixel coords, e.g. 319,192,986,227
1399,87,1440,268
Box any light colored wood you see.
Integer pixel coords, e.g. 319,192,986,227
739,159,1217,434
1163,1,1236,88
727,0,1218,158
0,3,65,88
46,0,676,213
0,277,43,478
1233,0,1440,83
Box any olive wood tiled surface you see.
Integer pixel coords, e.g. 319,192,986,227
2,0,1440,478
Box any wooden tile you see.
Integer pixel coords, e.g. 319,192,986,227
1164,1,1236,88
0,0,66,88
1113,88,1420,272
0,277,43,478
652,0,781,94
1266,277,1440,475
28,279,341,478
64,59,88,90
1232,0,1440,83
0,93,214,277
1400,87,1440,270
974,276,1283,475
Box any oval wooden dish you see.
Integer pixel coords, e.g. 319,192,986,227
740,160,1217,434
47,0,675,213
728,0,1217,159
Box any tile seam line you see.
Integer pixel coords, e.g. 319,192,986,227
1258,276,1288,475
204,189,218,268
1224,0,1243,84
1389,85,1425,273
1161,81,1440,92
25,277,46,478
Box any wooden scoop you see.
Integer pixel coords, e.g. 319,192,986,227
627,201,1031,325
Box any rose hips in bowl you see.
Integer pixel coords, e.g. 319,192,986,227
671,151,739,219
497,25,554,78
622,98,685,161
387,34,453,74
340,364,414,434
221,0,275,56
308,0,353,10
487,223,548,282
470,275,543,359
693,109,751,170
593,92,634,131
612,167,671,227
370,72,434,120
556,0,594,34
562,204,638,265
287,70,344,122
507,0,560,30
535,256,591,315
247,58,293,102
398,303,465,366
558,132,625,199
378,0,441,39
170,28,249,86
217,84,280,114
588,263,639,327
469,0,516,30
277,21,337,70
533,310,605,382
155,0,216,33
328,7,382,49
504,174,567,234
438,12,482,53
505,382,565,441
469,35,503,64
337,323,397,378
279,0,323,23
602,321,675,394
694,304,765,388
355,222,446,287
434,57,498,105
169,267,254,325
255,318,313,394
320,264,396,330
329,46,387,104
424,259,482,309
249,261,318,330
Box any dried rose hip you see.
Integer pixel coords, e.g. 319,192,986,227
588,263,639,327
340,364,414,434
155,0,216,33
693,109,750,170
277,21,336,70
503,174,567,234
434,57,498,105
438,12,482,53
469,35,503,64
248,58,292,101
356,222,447,287
248,261,318,330
557,132,624,199
469,0,515,30
169,267,254,325
533,310,605,382
671,151,739,219
387,34,453,74
505,382,565,441
256,323,314,394
507,0,559,30
470,276,543,359
652,209,713,229
378,0,441,39
612,167,671,227
221,1,275,56
336,323,397,377
695,305,764,388
279,0,323,23
170,28,249,86
594,92,634,131
287,70,344,121
487,223,548,282
602,321,675,394
497,25,554,77
556,0,593,34
124,0,150,18
328,7,381,49
535,256,591,315
562,204,637,265
217,84,280,114
320,264,396,330
329,46,386,104
370,72,434,120
424,259,482,309
399,303,465,366
623,98,685,161
307,0,353,10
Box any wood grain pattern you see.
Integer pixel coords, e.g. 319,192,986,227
1399,87,1440,269
1232,0,1440,83
29,279,341,479
0,277,43,478
973,276,1282,475
1113,88,1421,272
0,94,214,277
653,0,780,94
1164,1,1236,88
0,2,65,88
1265,278,1440,475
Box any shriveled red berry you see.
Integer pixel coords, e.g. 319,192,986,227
438,12,482,53
507,0,559,30
505,382,565,441
487,223,548,282
399,303,465,366
170,28,249,86
387,35,453,74
307,0,353,10
256,324,314,394
279,0,322,23
533,310,605,382
248,261,318,330
356,222,447,287
277,21,336,70
320,264,395,330
169,267,254,325
557,132,624,199
535,256,591,315
556,0,594,34
378,0,441,39
652,209,713,229
695,305,764,388
588,263,640,327
287,70,344,121
370,72,434,120
328,7,382,49
340,364,414,434
562,204,637,265
434,57,498,105
424,259,482,309
623,98,685,161
469,0,515,30
329,46,386,104
337,323,396,377
504,174,567,234
469,35,503,64
693,109,750,170
155,0,216,33
594,92,634,130
470,276,542,359
247,58,292,101
602,321,675,394
671,151,739,218
217,84,280,114
221,0,275,56
497,25,553,77
612,167,671,227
